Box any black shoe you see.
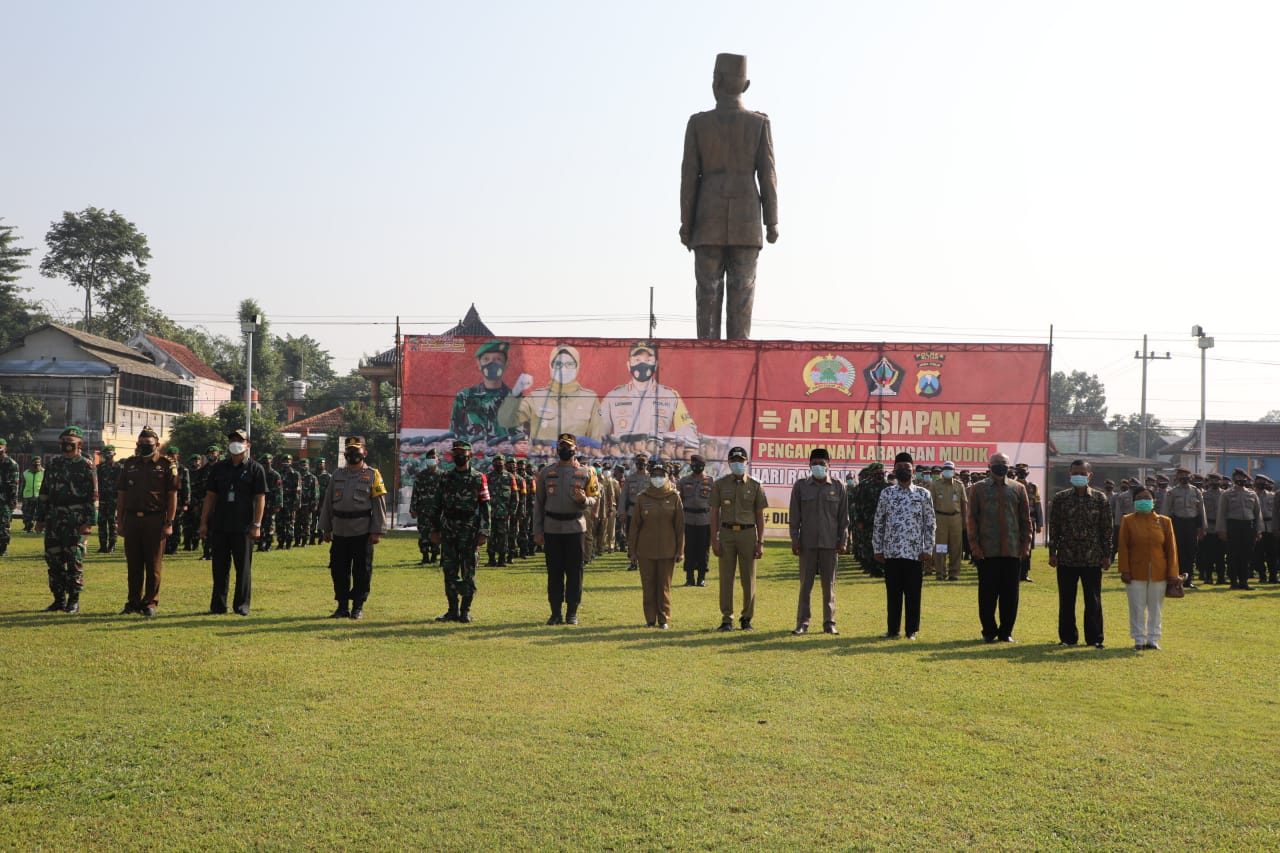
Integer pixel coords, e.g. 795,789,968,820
208,608,227,615
1093,642,1105,649
546,613,563,625
881,632,900,639
1000,636,1016,643
119,604,138,615
657,622,669,629
350,608,364,620
696,576,707,587
458,611,472,623
63,599,80,614
646,622,656,628
436,611,459,622
143,606,156,618
1184,581,1197,590
1057,641,1078,646
791,626,808,635
739,619,753,631
330,607,350,618
823,623,839,635
1145,642,1161,650
717,619,734,632
234,607,250,616
906,632,918,640
566,612,578,625
46,599,66,612
1240,584,1255,591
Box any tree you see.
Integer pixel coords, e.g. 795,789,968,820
1260,411,1280,424
0,393,49,450
0,219,44,351
39,207,153,338
278,334,336,387
214,401,285,459
1109,413,1165,457
323,402,393,470
1051,370,1108,419
167,412,225,462
306,370,373,415
238,299,285,420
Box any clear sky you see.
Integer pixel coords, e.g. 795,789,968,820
5,1,1278,432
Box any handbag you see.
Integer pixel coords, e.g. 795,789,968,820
1166,574,1185,599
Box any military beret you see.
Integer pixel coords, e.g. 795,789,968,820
505,454,515,462
0,438,6,447
297,458,309,467
422,449,437,459
866,462,884,472
260,453,273,461
630,340,657,358
139,427,159,441
227,428,248,442
809,448,830,462
207,445,221,453
60,425,84,439
1103,480,1115,487
102,445,115,453
557,434,576,448
188,453,201,462
345,436,365,449
452,439,472,451
280,453,293,462
474,339,510,359
727,446,748,460
165,446,180,457
895,452,913,464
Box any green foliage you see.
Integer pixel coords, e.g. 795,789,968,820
1051,370,1108,418
0,218,34,286
0,219,45,352
167,412,225,459
323,401,392,469
1108,412,1166,456
278,334,336,387
39,207,153,339
3,541,1279,849
306,370,372,415
1260,410,1280,423
0,393,49,449
215,401,284,457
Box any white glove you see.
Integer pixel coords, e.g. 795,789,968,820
512,373,533,396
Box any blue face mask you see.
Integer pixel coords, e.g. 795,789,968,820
1135,499,1155,513
810,464,827,479
729,461,746,476
1070,475,1089,488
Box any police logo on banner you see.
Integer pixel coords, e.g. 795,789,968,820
865,356,904,396
914,351,946,398
803,354,856,396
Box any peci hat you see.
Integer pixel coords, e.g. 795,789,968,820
714,53,747,78
727,446,748,460
894,452,913,464
809,448,830,462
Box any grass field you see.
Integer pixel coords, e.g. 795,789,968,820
2,528,1279,851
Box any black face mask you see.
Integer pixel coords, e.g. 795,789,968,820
894,467,912,482
557,447,575,462
630,363,655,383
345,451,364,464
61,441,77,453
137,444,156,457
691,462,705,474
989,463,1009,478
480,362,505,381
1234,480,1246,487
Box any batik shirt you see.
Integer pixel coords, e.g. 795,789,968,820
872,483,936,560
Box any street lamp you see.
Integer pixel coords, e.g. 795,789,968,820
1192,325,1214,473
241,315,261,439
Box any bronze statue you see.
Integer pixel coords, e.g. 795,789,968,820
680,53,779,340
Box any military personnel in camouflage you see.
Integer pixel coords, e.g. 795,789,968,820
450,339,517,441
258,454,284,552
426,439,491,623
199,446,221,559
410,449,441,564
295,458,318,548
34,425,98,613
519,459,537,557
852,462,889,576
0,438,18,557
310,459,330,544
277,453,301,549
95,445,122,553
485,455,518,567
508,457,526,562
183,454,205,550
163,447,190,555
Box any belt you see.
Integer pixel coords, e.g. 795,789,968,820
334,509,372,520
722,523,755,531
548,511,583,521
936,510,958,515
130,510,163,517
685,507,709,513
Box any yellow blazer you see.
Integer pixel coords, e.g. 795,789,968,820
1117,512,1179,581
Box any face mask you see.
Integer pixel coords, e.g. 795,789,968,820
451,452,468,467
1070,475,1089,488
136,444,156,458
1234,480,1246,487
424,459,438,469
650,476,666,488
810,464,827,479
61,441,76,453
845,478,855,486
691,462,705,474
227,442,247,455
345,451,364,464
729,461,746,476
990,463,1009,478
894,468,912,482
630,362,656,383
552,363,577,385
557,447,575,461
1134,499,1155,513
480,362,505,381
941,470,954,479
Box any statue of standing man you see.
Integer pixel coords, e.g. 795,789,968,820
680,53,779,340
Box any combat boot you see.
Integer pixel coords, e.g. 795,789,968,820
684,570,695,587
486,553,497,567
435,596,459,622
458,596,474,623
496,555,506,567
696,570,707,587
63,593,80,614
45,595,66,612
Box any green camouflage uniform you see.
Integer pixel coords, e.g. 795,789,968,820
311,466,330,544
411,465,441,563
278,461,301,549
0,451,20,556
295,463,318,547
166,461,190,554
521,467,538,556
852,469,889,574
260,461,283,551
35,453,98,603
486,465,518,566
450,383,514,441
184,459,206,550
424,466,490,600
510,462,527,561
96,456,121,552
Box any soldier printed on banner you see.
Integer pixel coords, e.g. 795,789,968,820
450,340,520,441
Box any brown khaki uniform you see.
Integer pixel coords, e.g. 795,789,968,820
629,485,685,626
928,478,968,579
118,454,180,609
710,474,768,622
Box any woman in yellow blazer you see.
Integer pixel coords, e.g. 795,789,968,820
1117,488,1180,651
628,461,684,629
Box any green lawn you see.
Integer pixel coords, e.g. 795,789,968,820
2,529,1278,851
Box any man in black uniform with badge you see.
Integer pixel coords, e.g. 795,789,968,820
199,428,267,615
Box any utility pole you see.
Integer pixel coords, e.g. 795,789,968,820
1134,334,1171,479
241,314,261,438
1192,326,1214,473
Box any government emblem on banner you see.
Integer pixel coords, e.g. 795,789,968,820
914,351,946,398
803,354,856,396
865,356,903,396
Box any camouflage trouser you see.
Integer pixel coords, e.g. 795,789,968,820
487,514,510,563
295,506,313,545
182,505,201,550
417,520,439,562
440,522,480,598
615,514,628,552
97,500,118,551
44,524,86,597
522,512,535,555
0,503,13,553
310,507,322,544
277,505,296,546
260,506,278,549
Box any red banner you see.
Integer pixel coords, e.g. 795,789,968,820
399,336,1049,533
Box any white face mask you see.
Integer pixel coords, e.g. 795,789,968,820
424,459,438,469
551,359,578,385
942,469,954,479
227,441,247,455
810,464,827,479
650,476,667,488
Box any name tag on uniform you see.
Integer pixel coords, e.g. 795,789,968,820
227,491,235,503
